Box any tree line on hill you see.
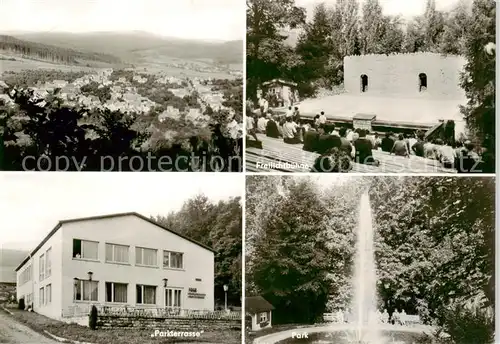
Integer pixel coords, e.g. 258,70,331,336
246,176,494,344
0,35,121,65
153,195,242,307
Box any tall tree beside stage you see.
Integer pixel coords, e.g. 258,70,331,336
295,3,333,92
422,0,446,52
439,0,471,55
335,0,361,57
359,0,385,54
153,195,242,307
459,0,496,173
246,0,306,100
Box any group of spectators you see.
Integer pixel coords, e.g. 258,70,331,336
247,108,490,173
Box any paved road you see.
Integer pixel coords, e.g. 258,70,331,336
0,311,59,344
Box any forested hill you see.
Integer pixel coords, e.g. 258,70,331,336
10,32,243,65
0,35,121,64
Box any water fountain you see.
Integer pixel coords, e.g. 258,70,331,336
349,193,384,344
257,193,433,344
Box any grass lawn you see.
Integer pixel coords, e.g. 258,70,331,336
2,308,240,344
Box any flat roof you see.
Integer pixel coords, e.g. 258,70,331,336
15,212,215,272
262,78,297,87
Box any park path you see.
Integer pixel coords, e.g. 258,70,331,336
253,323,435,344
0,310,59,344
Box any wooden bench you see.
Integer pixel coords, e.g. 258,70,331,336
246,134,456,173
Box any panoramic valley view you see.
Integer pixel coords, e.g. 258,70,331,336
0,0,244,171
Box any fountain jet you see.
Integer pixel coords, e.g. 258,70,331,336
350,193,383,344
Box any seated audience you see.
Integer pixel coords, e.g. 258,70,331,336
411,134,425,157
303,126,320,152
455,140,481,173
257,114,268,133
436,139,456,169
339,127,354,157
381,132,395,152
316,126,341,154
354,130,379,165
282,117,301,144
314,114,321,128
311,147,352,173
424,140,437,159
408,134,417,155
391,134,409,157
265,115,280,138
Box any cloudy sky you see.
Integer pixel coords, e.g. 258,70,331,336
0,0,244,41
0,173,242,250
296,0,468,17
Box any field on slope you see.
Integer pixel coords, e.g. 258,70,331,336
4,31,243,78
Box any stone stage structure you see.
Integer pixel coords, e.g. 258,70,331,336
298,52,467,137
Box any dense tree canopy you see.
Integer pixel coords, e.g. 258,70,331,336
246,176,494,342
0,87,242,171
153,195,242,307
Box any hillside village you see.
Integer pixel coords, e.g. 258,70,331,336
1,68,243,139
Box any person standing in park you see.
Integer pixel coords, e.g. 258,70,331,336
319,111,327,124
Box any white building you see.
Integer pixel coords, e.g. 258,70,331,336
15,212,215,320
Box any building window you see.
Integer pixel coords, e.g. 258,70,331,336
45,248,52,278
106,243,129,263
260,312,268,323
360,74,368,92
46,284,52,304
419,73,427,92
163,251,183,269
165,288,182,308
39,254,45,281
136,285,156,305
39,287,44,307
20,265,32,285
105,282,127,303
73,239,99,260
136,247,157,266
74,280,98,301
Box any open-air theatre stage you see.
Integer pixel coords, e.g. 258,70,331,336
296,93,466,135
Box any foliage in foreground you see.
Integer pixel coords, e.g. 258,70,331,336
0,88,242,171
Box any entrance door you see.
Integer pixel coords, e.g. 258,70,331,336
165,288,182,309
